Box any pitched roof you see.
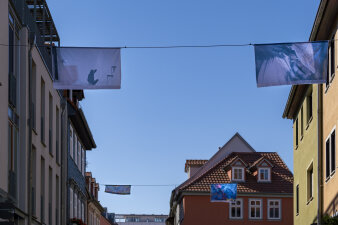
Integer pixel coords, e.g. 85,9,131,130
177,152,293,194
184,160,208,172
176,133,255,192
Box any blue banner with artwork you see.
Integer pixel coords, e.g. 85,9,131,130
105,185,131,195
210,183,237,202
254,41,328,87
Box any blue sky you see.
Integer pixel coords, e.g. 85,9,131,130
47,0,320,215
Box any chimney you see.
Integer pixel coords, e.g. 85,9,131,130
185,160,208,178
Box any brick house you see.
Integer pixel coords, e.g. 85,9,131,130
167,133,293,225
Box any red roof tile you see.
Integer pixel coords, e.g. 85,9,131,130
185,160,208,172
178,152,293,194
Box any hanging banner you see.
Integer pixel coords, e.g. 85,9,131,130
53,47,121,89
254,41,328,87
105,185,131,195
210,183,237,202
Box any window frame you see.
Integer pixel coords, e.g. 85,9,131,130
232,167,244,182
249,199,262,220
258,167,271,182
325,127,336,181
307,163,314,203
229,198,243,219
267,199,281,220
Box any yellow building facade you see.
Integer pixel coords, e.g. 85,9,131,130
284,0,338,224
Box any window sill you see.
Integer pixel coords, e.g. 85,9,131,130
49,152,54,158
249,218,262,220
41,141,46,147
268,218,281,221
257,180,271,183
300,135,304,141
296,213,299,217
32,127,37,135
326,170,336,183
307,197,314,205
229,217,243,220
295,145,298,151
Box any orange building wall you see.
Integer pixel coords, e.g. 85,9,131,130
182,195,293,225
100,215,113,225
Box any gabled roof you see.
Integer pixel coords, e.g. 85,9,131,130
175,133,255,193
177,152,293,194
248,156,274,170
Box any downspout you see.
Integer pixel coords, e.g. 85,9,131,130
317,84,323,225
27,31,35,225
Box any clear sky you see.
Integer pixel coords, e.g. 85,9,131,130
47,0,320,215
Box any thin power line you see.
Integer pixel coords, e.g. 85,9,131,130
0,39,334,49
101,184,177,186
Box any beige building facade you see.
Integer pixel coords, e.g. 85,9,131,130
320,1,338,218
1,0,63,224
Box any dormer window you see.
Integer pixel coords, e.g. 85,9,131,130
232,167,244,182
258,168,271,182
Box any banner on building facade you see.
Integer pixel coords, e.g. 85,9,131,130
53,47,121,89
105,185,131,195
210,183,237,202
254,41,328,87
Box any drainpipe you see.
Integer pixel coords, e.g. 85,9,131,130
317,84,323,225
27,31,35,225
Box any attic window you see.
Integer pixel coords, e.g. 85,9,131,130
258,168,271,182
232,167,244,182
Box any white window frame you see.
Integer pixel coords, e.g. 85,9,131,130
232,167,244,182
229,198,243,219
258,168,271,182
249,199,262,219
267,199,281,220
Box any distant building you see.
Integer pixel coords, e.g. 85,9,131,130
86,172,104,225
167,133,293,225
115,214,167,225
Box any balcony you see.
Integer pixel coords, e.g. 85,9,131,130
9,0,60,75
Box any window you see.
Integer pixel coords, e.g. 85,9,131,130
32,147,37,215
74,192,77,218
258,168,271,182
326,129,336,179
78,141,81,167
56,175,59,225
268,199,281,219
41,78,45,143
74,134,77,161
307,164,313,202
306,88,312,124
49,93,53,155
229,199,243,219
56,107,60,164
296,185,299,215
41,157,45,222
70,187,73,218
295,118,299,147
249,199,262,219
300,107,304,138
81,201,84,221
232,167,244,181
327,35,336,88
82,147,85,175
32,60,36,130
48,167,52,225
70,125,73,158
